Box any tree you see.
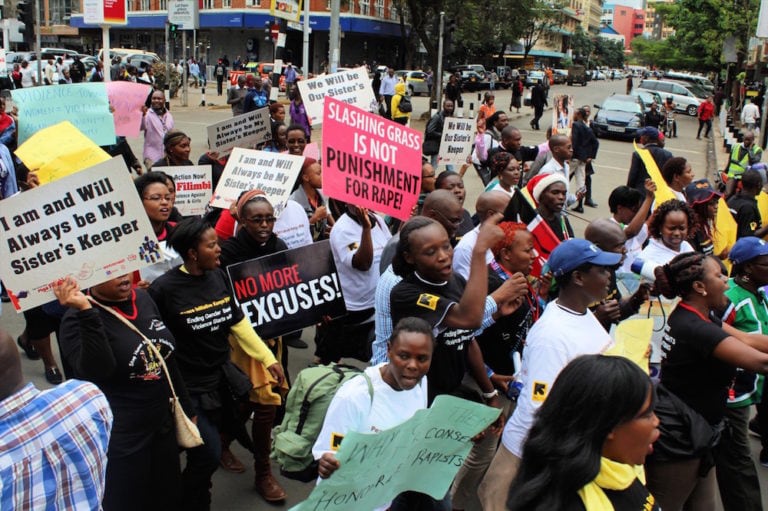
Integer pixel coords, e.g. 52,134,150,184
571,25,594,65
518,0,566,59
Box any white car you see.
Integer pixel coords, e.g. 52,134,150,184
591,70,607,80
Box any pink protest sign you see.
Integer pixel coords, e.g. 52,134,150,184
322,97,423,221
107,81,152,137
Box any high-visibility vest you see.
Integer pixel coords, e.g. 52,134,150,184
728,143,763,178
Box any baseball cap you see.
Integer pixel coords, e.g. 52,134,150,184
729,237,768,265
685,179,721,206
547,239,623,277
637,127,660,139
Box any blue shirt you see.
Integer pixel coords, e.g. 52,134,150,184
0,381,113,510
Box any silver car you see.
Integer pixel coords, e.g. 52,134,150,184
395,70,430,96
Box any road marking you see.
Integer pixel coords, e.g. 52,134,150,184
599,146,706,156
598,164,628,173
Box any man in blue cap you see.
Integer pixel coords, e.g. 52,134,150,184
479,238,623,510
627,126,673,194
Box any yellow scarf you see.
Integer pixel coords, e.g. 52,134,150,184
577,457,647,511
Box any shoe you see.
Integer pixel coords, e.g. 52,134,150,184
696,136,701,140
17,336,40,360
220,448,246,473
585,200,598,208
255,474,287,502
45,367,63,385
284,337,308,349
749,417,761,438
760,450,768,468
571,205,584,213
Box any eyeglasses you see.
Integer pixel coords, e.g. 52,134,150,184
143,195,173,202
246,216,276,225
432,208,462,226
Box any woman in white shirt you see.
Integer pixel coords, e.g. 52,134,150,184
313,317,434,511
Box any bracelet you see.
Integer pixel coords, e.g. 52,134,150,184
482,389,499,400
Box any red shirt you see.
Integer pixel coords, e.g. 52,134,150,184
698,101,715,121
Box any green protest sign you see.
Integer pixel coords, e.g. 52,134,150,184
290,395,500,511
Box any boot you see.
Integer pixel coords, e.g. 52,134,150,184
252,404,286,502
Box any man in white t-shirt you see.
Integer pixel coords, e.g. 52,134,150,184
742,98,761,130
20,61,36,88
478,238,621,511
452,191,511,280
539,134,579,209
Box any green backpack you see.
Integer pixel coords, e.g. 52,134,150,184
272,364,373,481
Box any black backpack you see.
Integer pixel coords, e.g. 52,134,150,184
398,94,413,113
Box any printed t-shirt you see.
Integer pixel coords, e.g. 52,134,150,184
563,478,661,511
660,304,732,424
502,300,613,457
148,267,244,393
391,272,475,402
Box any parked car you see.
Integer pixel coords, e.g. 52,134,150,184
591,94,646,139
459,70,487,91
553,69,567,84
664,71,715,92
525,70,545,87
395,70,429,96
567,65,588,86
631,90,663,112
591,70,607,81
637,79,702,116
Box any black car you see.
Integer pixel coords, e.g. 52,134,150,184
591,94,646,139
458,70,487,91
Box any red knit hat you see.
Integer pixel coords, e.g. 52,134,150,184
526,173,568,204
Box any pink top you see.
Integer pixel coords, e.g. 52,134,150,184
140,109,174,163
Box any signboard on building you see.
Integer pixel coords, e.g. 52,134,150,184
83,0,128,25
270,0,302,22
168,0,200,30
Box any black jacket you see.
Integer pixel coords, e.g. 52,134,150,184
627,143,673,192
571,120,599,161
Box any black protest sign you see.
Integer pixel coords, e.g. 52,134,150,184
226,240,346,338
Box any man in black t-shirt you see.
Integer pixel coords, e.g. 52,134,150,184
487,125,540,170
727,169,768,239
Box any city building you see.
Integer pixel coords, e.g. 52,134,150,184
601,3,644,50
644,0,675,40
64,0,403,73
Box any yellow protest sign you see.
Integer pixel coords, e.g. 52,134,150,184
713,196,737,271
632,140,676,205
758,192,768,240
15,121,112,184
605,318,654,373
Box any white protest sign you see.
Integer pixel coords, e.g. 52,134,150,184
168,0,199,29
153,165,212,217
296,66,375,125
206,107,272,156
211,148,304,217
0,157,160,312
437,117,475,167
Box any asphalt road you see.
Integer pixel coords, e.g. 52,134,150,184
0,79,759,511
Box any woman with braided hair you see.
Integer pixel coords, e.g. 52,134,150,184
487,151,522,198
645,251,768,511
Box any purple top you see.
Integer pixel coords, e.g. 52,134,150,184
289,100,311,138
141,109,174,163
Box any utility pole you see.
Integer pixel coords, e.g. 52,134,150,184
435,12,445,109
302,0,310,73
34,0,41,85
329,0,340,73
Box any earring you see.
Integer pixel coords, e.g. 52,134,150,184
743,274,752,283
702,290,707,296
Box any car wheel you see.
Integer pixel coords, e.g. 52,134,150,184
687,105,698,116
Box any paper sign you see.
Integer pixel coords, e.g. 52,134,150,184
605,318,654,373
227,241,346,338
153,165,212,217
552,94,574,136
0,157,161,312
270,0,302,22
15,121,112,184
206,108,272,156
437,117,474,167
210,148,304,216
290,395,500,511
322,98,423,221
297,67,376,125
12,83,116,146
106,81,151,137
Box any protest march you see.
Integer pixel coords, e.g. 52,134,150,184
0,53,759,511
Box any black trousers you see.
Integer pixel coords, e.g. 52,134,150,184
216,77,224,95
103,413,182,511
532,106,544,129
713,406,763,511
182,395,223,511
697,119,712,137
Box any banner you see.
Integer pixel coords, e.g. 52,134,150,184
12,83,116,146
15,121,112,184
83,0,127,24
106,81,152,137
552,94,574,136
152,165,212,217
206,107,272,156
437,117,474,167
270,0,302,22
290,395,501,511
210,148,304,217
322,98,422,221
297,67,376,125
0,157,161,312
227,241,345,339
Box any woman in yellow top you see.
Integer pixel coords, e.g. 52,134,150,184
391,81,411,125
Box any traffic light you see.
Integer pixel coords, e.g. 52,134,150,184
17,1,32,39
169,23,178,38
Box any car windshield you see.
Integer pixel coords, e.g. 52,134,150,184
602,98,641,113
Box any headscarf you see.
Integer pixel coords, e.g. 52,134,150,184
236,189,268,221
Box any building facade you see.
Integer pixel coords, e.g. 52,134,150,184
644,0,674,40
601,3,644,50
